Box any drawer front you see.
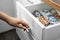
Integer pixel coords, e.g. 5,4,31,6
43,24,60,40
16,2,42,40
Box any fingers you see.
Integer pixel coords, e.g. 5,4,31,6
18,24,27,30
18,20,29,28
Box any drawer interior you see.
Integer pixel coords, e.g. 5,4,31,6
25,3,60,28
26,3,51,12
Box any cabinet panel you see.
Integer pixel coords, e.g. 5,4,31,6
16,2,42,40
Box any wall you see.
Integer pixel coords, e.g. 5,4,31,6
0,0,16,33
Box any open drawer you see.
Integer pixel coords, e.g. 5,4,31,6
17,0,43,7
16,1,60,40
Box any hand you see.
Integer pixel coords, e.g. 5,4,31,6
7,17,29,30
0,12,29,30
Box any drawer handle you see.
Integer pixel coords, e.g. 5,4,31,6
26,28,36,40
27,0,33,4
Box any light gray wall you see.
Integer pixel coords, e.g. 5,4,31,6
0,0,16,33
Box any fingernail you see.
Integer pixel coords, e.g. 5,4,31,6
24,27,27,29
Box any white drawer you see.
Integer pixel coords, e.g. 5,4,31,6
17,0,42,7
16,1,60,40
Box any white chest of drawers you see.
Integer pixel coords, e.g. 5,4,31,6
16,0,60,40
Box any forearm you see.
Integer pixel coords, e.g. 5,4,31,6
0,11,11,22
